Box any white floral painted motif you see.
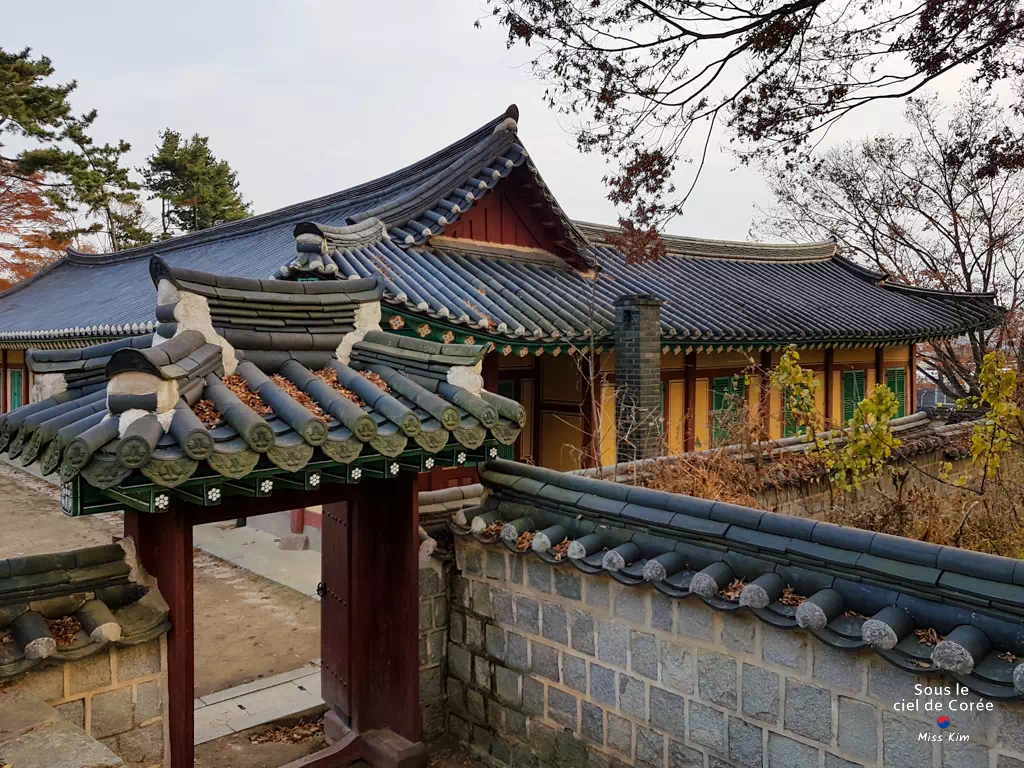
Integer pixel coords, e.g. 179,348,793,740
424,457,435,469
207,487,222,502
155,494,170,510
457,452,467,464
351,468,362,480
390,462,400,475
259,480,274,493
309,473,321,487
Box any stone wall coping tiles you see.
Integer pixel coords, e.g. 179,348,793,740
465,460,1024,701
448,538,1024,768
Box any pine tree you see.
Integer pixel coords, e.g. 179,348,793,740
20,111,154,252
143,129,250,237
0,48,75,286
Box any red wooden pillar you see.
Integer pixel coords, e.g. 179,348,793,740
124,507,194,768
683,351,696,452
320,474,422,742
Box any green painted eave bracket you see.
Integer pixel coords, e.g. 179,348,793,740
76,439,502,515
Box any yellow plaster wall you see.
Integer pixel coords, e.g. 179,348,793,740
662,352,685,371
540,412,583,471
667,380,685,454
694,378,709,448
884,344,911,362
834,348,874,364
599,383,616,467
696,350,753,368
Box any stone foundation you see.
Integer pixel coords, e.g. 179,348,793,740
2,637,168,767
446,538,1024,768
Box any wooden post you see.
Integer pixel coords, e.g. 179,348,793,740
347,474,422,740
909,344,918,412
824,348,835,427
124,508,194,768
580,351,596,468
482,351,499,393
1,349,6,414
875,347,884,392
683,351,696,452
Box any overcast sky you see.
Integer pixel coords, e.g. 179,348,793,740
7,2,967,242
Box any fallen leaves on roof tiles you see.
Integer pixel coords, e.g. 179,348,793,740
720,579,746,602
779,587,807,607
223,374,272,416
516,530,535,552
551,538,571,561
314,368,364,406
480,520,504,542
270,375,329,421
359,370,390,394
193,399,223,427
915,628,945,646
999,650,1022,663
47,616,83,647
0,632,11,645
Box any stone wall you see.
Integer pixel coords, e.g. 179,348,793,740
3,637,168,767
446,538,1024,768
420,560,449,740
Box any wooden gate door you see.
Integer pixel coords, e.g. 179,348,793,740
320,501,351,717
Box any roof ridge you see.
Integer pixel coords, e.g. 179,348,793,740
17,106,519,280
574,221,837,261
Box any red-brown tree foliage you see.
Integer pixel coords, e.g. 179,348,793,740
0,161,66,291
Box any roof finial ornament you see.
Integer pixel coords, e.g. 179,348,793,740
494,104,519,134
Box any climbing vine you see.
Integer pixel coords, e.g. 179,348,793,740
769,346,819,439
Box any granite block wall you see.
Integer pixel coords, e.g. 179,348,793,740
2,637,168,767
446,538,1024,768
420,560,449,739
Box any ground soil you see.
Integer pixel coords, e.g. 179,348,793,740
0,462,321,698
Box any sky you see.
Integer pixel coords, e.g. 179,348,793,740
6,1,969,243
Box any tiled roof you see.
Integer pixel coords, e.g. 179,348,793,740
458,459,1024,700
0,106,1001,347
0,543,169,680
0,257,521,514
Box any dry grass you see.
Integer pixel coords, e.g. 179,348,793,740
643,450,827,509
515,530,535,552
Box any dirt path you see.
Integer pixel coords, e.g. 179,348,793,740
0,463,321,698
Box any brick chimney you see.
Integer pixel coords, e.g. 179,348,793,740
614,295,664,463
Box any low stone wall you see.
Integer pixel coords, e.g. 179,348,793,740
3,637,168,767
446,538,1024,768
420,561,448,740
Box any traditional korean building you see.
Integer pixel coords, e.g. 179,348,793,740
0,105,1003,474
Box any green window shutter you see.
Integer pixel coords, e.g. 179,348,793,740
10,370,23,410
842,370,865,423
886,368,906,418
712,376,745,442
782,393,797,437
